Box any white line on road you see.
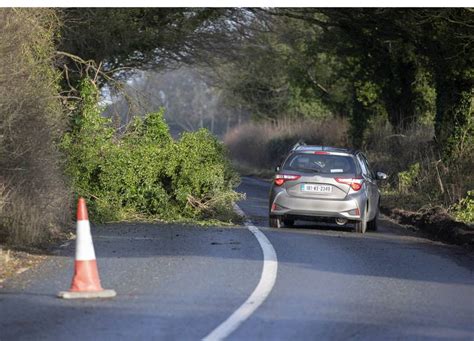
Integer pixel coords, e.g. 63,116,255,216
203,204,278,341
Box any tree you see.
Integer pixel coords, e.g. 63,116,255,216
273,8,472,157
59,8,232,69
411,9,474,161
206,12,340,122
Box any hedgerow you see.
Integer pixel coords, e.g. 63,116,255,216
0,9,71,246
62,78,241,222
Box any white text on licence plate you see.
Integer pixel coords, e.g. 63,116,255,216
300,184,332,193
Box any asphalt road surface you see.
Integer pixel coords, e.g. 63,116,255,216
1,176,473,340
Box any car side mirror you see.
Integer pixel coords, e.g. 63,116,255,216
376,171,387,180
275,165,280,172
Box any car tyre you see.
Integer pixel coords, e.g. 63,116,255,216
354,220,367,233
367,207,379,232
269,216,283,228
354,206,368,233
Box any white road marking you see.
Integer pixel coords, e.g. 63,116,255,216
203,204,278,341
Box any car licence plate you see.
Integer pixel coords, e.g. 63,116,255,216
300,184,332,193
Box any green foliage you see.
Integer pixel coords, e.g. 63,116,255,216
354,80,379,107
62,79,240,222
451,191,474,223
287,86,333,120
215,15,342,122
165,129,241,218
435,78,474,163
61,79,115,204
97,113,173,220
412,66,436,125
398,163,421,193
350,79,388,147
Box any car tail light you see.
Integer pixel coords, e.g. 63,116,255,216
314,151,329,155
274,174,301,186
335,177,364,191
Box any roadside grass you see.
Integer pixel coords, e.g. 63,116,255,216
364,120,474,224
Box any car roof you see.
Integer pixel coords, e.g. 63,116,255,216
292,145,359,156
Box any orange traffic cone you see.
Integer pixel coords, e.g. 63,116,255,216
58,198,116,299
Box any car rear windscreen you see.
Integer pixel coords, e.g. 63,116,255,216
283,153,356,174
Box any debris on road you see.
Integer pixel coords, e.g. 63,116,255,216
0,247,46,287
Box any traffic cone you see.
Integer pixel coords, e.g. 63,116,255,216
58,197,116,299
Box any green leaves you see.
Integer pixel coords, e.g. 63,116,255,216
165,129,241,218
398,163,421,194
451,191,474,223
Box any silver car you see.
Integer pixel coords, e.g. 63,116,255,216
269,144,387,233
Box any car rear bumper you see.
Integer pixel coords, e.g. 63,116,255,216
270,191,364,220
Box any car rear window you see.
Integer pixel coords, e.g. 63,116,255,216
283,153,356,174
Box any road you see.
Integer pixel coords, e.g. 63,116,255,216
1,177,473,340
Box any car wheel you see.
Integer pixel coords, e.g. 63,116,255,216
283,219,294,227
367,207,379,232
269,216,283,228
